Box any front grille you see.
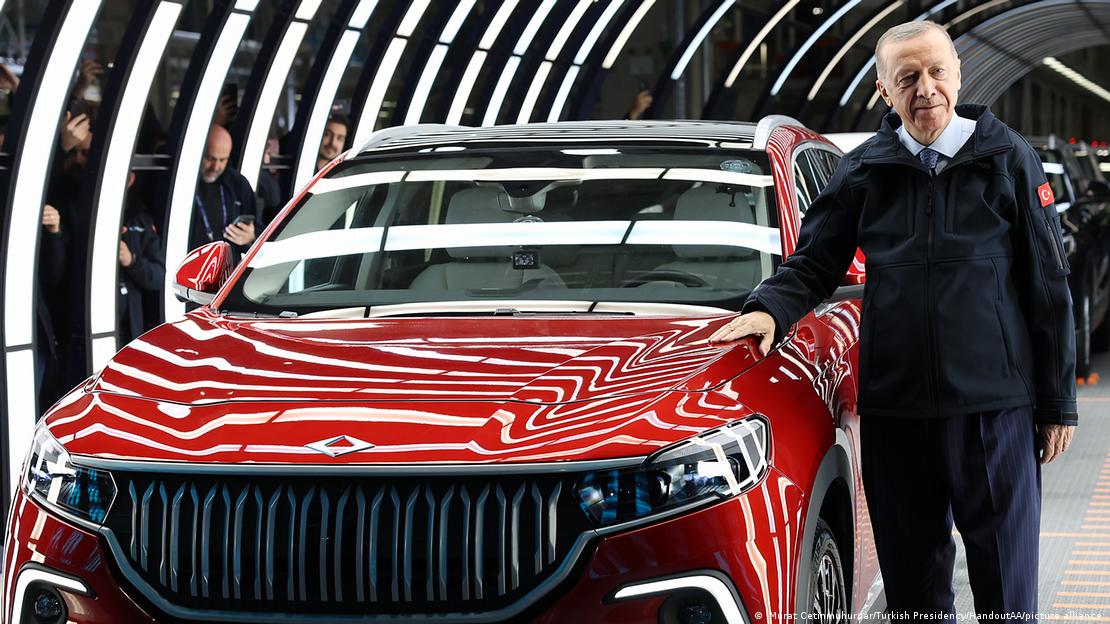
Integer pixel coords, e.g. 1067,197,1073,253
102,472,592,618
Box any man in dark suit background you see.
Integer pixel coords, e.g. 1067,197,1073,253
190,124,260,254
710,21,1076,622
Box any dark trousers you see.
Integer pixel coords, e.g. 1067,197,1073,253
861,406,1041,622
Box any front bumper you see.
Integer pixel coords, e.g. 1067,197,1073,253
3,469,803,623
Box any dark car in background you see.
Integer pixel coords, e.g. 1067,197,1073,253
1033,136,1110,377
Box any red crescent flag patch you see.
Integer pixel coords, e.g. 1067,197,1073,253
1037,182,1054,207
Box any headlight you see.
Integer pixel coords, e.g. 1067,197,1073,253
21,423,115,525
575,418,769,529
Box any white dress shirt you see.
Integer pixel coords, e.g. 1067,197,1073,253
896,113,977,173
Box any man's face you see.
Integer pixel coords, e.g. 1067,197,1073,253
875,29,961,145
201,140,230,183
318,121,347,164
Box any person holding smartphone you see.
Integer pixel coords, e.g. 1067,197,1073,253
190,124,261,254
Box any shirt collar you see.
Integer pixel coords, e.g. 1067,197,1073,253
896,113,977,158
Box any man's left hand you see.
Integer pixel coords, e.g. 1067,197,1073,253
224,221,256,246
1036,424,1075,464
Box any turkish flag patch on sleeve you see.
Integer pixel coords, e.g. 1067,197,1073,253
1037,182,1055,207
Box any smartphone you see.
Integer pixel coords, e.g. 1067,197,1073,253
232,214,256,226
220,82,238,104
69,98,88,117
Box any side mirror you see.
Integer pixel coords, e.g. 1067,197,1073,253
1088,179,1110,198
173,241,233,305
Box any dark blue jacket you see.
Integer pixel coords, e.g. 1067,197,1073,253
746,105,1077,425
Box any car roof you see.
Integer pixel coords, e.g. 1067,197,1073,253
352,120,765,155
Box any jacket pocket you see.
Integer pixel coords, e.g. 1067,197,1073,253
1043,214,1069,275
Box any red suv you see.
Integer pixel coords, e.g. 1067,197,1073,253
4,118,880,623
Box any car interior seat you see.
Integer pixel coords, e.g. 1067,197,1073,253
648,184,762,289
408,186,566,290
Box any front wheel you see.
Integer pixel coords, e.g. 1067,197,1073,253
808,518,849,623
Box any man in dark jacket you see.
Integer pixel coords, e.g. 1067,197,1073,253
118,171,165,344
190,124,260,254
710,21,1075,622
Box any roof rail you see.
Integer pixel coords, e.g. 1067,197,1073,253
354,123,469,153
753,114,805,150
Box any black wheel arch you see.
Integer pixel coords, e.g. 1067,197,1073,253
793,443,855,618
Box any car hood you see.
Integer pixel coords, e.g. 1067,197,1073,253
51,310,765,465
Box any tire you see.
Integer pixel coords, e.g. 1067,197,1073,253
808,518,849,623
1077,291,1092,378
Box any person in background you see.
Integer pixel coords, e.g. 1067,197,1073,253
191,124,260,254
118,170,164,344
316,112,348,172
257,132,284,225
625,89,653,120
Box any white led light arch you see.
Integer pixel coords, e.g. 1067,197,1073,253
403,0,477,125
86,1,185,374
292,0,381,194
0,0,102,509
445,1,520,125
162,3,260,322
482,0,558,126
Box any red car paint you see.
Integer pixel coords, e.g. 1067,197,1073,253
4,121,879,623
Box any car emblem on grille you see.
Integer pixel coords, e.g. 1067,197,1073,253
305,435,375,457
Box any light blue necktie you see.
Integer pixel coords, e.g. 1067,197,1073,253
918,147,940,171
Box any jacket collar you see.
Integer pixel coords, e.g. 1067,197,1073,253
860,104,1013,165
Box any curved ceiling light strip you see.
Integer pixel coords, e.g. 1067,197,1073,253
0,0,101,505
770,0,862,96
482,0,558,127
722,0,801,89
644,0,735,119
445,1,520,125
240,0,323,191
602,0,656,70
404,0,477,125
805,1,904,102
1044,56,1110,102
163,3,259,321
565,0,657,121
547,0,626,122
954,0,1110,105
671,0,735,81
352,0,433,145
943,0,1012,28
837,0,962,107
86,1,184,373
292,0,380,194
517,0,594,123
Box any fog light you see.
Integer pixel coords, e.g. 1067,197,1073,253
679,603,713,624
31,588,64,622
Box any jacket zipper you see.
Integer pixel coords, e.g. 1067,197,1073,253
1044,216,1066,270
924,172,939,417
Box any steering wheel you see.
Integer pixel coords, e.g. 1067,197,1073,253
622,269,711,288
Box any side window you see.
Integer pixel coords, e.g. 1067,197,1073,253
793,149,824,220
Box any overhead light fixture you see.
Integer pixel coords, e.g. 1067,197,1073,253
3,0,101,507
546,0,626,122
602,0,655,69
670,0,733,80
294,0,322,20
546,0,593,61
348,0,378,29
242,18,312,190
514,0,558,55
353,36,407,144
89,0,182,371
483,56,520,126
723,0,799,88
517,61,553,123
1043,57,1110,103
163,10,254,321
352,0,431,144
547,65,580,122
771,0,860,96
294,25,364,192
446,1,518,125
405,0,476,125
806,0,903,101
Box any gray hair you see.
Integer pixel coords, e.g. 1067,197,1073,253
875,21,959,81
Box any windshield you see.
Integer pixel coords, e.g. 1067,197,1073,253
221,148,780,316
